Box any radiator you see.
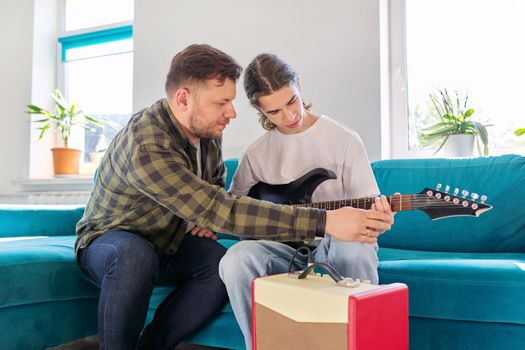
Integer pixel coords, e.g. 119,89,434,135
27,192,91,205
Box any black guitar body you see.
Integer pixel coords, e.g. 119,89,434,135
245,168,336,247
247,168,337,204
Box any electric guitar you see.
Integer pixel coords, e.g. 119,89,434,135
248,168,492,219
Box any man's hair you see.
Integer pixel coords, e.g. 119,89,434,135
165,44,242,95
243,53,310,130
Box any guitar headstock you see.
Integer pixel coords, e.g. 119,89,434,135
416,184,492,220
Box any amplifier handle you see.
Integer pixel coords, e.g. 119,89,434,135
296,262,344,283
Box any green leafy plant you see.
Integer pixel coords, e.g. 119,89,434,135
25,89,101,148
419,88,491,155
515,128,525,137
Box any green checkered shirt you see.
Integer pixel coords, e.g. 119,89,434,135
76,99,325,255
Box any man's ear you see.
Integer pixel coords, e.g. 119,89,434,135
174,88,191,111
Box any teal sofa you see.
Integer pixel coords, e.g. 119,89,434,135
0,155,524,350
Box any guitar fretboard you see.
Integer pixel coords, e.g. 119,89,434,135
293,194,413,212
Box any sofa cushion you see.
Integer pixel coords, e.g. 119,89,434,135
372,155,525,252
0,205,85,238
378,247,525,325
0,236,240,311
0,236,99,310
0,235,243,349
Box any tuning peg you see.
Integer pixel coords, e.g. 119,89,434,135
453,188,459,196
471,193,479,201
461,190,469,198
436,183,442,191
480,195,487,203
444,185,450,193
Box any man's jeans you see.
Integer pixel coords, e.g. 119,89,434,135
219,235,378,350
78,230,228,350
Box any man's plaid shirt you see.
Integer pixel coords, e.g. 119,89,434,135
76,99,325,255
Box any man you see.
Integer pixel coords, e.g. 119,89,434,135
76,44,393,350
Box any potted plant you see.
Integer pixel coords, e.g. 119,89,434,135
419,88,491,157
26,89,101,176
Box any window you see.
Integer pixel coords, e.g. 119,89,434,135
389,0,525,158
65,0,134,31
58,0,134,174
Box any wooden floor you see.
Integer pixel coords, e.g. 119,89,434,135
46,335,228,350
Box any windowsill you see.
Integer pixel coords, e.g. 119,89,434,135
389,147,524,160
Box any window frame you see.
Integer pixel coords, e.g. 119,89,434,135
54,3,133,174
57,19,133,102
387,0,524,158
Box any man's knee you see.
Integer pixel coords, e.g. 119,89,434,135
104,235,159,279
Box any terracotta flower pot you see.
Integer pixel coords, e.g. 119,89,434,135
51,148,81,176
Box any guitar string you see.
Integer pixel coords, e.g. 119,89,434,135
295,196,487,209
309,195,484,203
299,204,482,209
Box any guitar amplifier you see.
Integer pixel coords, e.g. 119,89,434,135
251,273,408,350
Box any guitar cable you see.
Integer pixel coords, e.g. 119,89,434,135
287,245,348,284
287,245,314,275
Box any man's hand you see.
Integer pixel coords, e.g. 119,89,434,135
370,194,397,235
190,226,217,240
325,195,395,244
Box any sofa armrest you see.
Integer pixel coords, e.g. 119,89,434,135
0,204,85,238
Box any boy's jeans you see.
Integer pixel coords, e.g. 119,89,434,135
219,235,378,350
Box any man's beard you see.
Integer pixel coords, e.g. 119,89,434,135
189,110,222,140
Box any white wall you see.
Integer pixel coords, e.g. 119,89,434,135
0,0,59,199
29,0,59,179
0,0,383,196
0,0,34,194
133,0,382,160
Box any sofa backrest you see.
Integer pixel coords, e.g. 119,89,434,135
223,156,525,252
3,155,523,252
0,205,85,238
373,154,525,253
224,158,239,190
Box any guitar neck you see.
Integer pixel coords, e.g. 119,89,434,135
294,194,413,212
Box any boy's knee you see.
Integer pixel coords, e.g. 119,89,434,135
219,241,267,282
332,241,377,261
219,242,247,277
